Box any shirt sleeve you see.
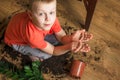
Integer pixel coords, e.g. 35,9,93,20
51,18,62,33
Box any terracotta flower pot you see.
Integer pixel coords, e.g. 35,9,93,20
70,60,86,79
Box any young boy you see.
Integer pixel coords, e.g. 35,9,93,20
4,0,93,61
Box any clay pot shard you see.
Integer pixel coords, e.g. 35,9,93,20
70,60,86,79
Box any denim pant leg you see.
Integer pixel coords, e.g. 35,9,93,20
11,34,60,60
44,34,60,46
11,45,52,59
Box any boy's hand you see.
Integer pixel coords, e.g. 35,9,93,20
71,41,90,53
70,29,93,53
82,32,93,42
72,29,85,42
71,41,82,52
72,29,93,42
80,43,90,52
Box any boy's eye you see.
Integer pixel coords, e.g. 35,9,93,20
50,11,55,15
39,13,43,16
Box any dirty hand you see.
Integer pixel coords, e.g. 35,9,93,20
82,32,93,42
71,29,93,42
71,29,85,42
71,41,90,53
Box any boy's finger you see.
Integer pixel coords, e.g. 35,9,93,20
71,42,78,51
80,44,90,52
83,32,88,41
72,31,81,41
83,33,93,42
79,30,85,41
74,42,83,53
88,33,93,40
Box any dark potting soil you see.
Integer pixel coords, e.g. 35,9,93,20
40,52,73,75
1,45,73,75
1,45,32,66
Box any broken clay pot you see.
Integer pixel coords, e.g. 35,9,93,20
70,60,86,79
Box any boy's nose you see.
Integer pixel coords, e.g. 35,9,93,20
45,15,50,21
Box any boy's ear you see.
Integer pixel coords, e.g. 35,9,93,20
27,10,32,19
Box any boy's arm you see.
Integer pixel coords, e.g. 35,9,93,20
41,41,71,56
56,29,93,44
40,29,79,55
55,29,72,44
41,29,93,55
55,29,86,44
40,40,90,56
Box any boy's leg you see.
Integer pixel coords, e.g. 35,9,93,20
11,34,61,60
11,44,52,60
44,34,61,46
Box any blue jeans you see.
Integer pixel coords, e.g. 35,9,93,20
11,34,60,60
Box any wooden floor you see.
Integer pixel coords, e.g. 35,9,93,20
0,0,120,80
57,0,120,80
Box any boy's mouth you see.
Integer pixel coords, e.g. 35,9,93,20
44,24,51,27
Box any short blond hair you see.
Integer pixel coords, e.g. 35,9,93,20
28,0,55,10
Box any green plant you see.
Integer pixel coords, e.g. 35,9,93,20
24,61,44,80
0,61,44,80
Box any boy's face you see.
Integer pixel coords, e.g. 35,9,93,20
30,0,56,30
